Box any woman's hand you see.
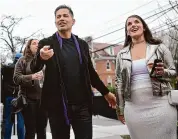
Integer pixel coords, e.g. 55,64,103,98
32,72,43,80
155,62,164,76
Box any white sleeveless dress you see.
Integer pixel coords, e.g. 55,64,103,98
124,59,177,139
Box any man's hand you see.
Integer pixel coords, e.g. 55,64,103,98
40,45,54,60
176,76,178,81
104,92,116,108
118,115,125,124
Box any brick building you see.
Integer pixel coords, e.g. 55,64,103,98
91,42,123,92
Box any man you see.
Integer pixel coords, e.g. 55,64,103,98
30,5,116,139
1,53,24,139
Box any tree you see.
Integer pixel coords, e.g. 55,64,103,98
107,85,116,95
153,1,178,61
0,15,42,56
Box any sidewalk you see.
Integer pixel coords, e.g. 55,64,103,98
11,116,129,139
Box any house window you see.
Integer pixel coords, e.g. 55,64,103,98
108,82,111,86
106,60,111,71
110,47,113,55
107,76,112,86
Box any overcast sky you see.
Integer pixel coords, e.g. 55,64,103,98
0,0,177,45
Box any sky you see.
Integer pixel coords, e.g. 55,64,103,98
0,0,177,46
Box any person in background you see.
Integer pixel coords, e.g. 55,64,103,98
115,14,177,139
13,39,48,139
175,63,178,90
1,53,25,139
175,62,178,139
30,5,116,139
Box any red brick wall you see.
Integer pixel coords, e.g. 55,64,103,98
95,59,115,87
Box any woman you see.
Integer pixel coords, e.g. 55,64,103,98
115,15,177,139
13,39,47,139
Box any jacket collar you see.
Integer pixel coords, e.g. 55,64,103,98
120,43,159,63
55,32,83,64
145,43,159,63
119,45,131,61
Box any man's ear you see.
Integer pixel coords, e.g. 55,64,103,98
72,19,76,26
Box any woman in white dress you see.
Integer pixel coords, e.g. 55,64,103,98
115,15,177,139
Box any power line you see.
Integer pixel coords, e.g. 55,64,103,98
146,7,173,25
88,3,178,43
106,9,178,44
106,17,178,44
105,0,155,24
153,18,178,30
106,36,125,44
92,0,156,35
97,2,174,34
91,24,177,53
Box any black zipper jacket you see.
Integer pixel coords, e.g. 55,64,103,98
30,33,109,109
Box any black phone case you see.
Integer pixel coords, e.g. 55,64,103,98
150,59,162,77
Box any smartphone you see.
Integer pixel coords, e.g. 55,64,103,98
150,59,163,78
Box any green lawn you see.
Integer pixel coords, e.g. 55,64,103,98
121,135,131,139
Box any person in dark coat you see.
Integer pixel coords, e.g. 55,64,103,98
30,5,116,139
1,53,25,139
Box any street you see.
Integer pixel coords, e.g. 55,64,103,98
11,115,129,139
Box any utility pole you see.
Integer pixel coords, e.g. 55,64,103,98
84,36,95,68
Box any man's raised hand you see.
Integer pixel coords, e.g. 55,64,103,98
40,45,54,60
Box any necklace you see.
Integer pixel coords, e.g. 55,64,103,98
132,40,145,47
132,40,145,45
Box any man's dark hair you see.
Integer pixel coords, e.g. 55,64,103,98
54,5,74,17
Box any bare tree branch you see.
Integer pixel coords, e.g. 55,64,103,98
154,1,178,59
166,32,178,41
169,0,178,14
0,37,13,51
0,15,43,55
24,29,42,40
9,17,23,33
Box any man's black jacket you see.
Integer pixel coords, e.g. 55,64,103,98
30,33,109,109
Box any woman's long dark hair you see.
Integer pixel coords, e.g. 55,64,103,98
23,39,37,61
123,15,162,47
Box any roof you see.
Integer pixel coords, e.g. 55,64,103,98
92,42,123,57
